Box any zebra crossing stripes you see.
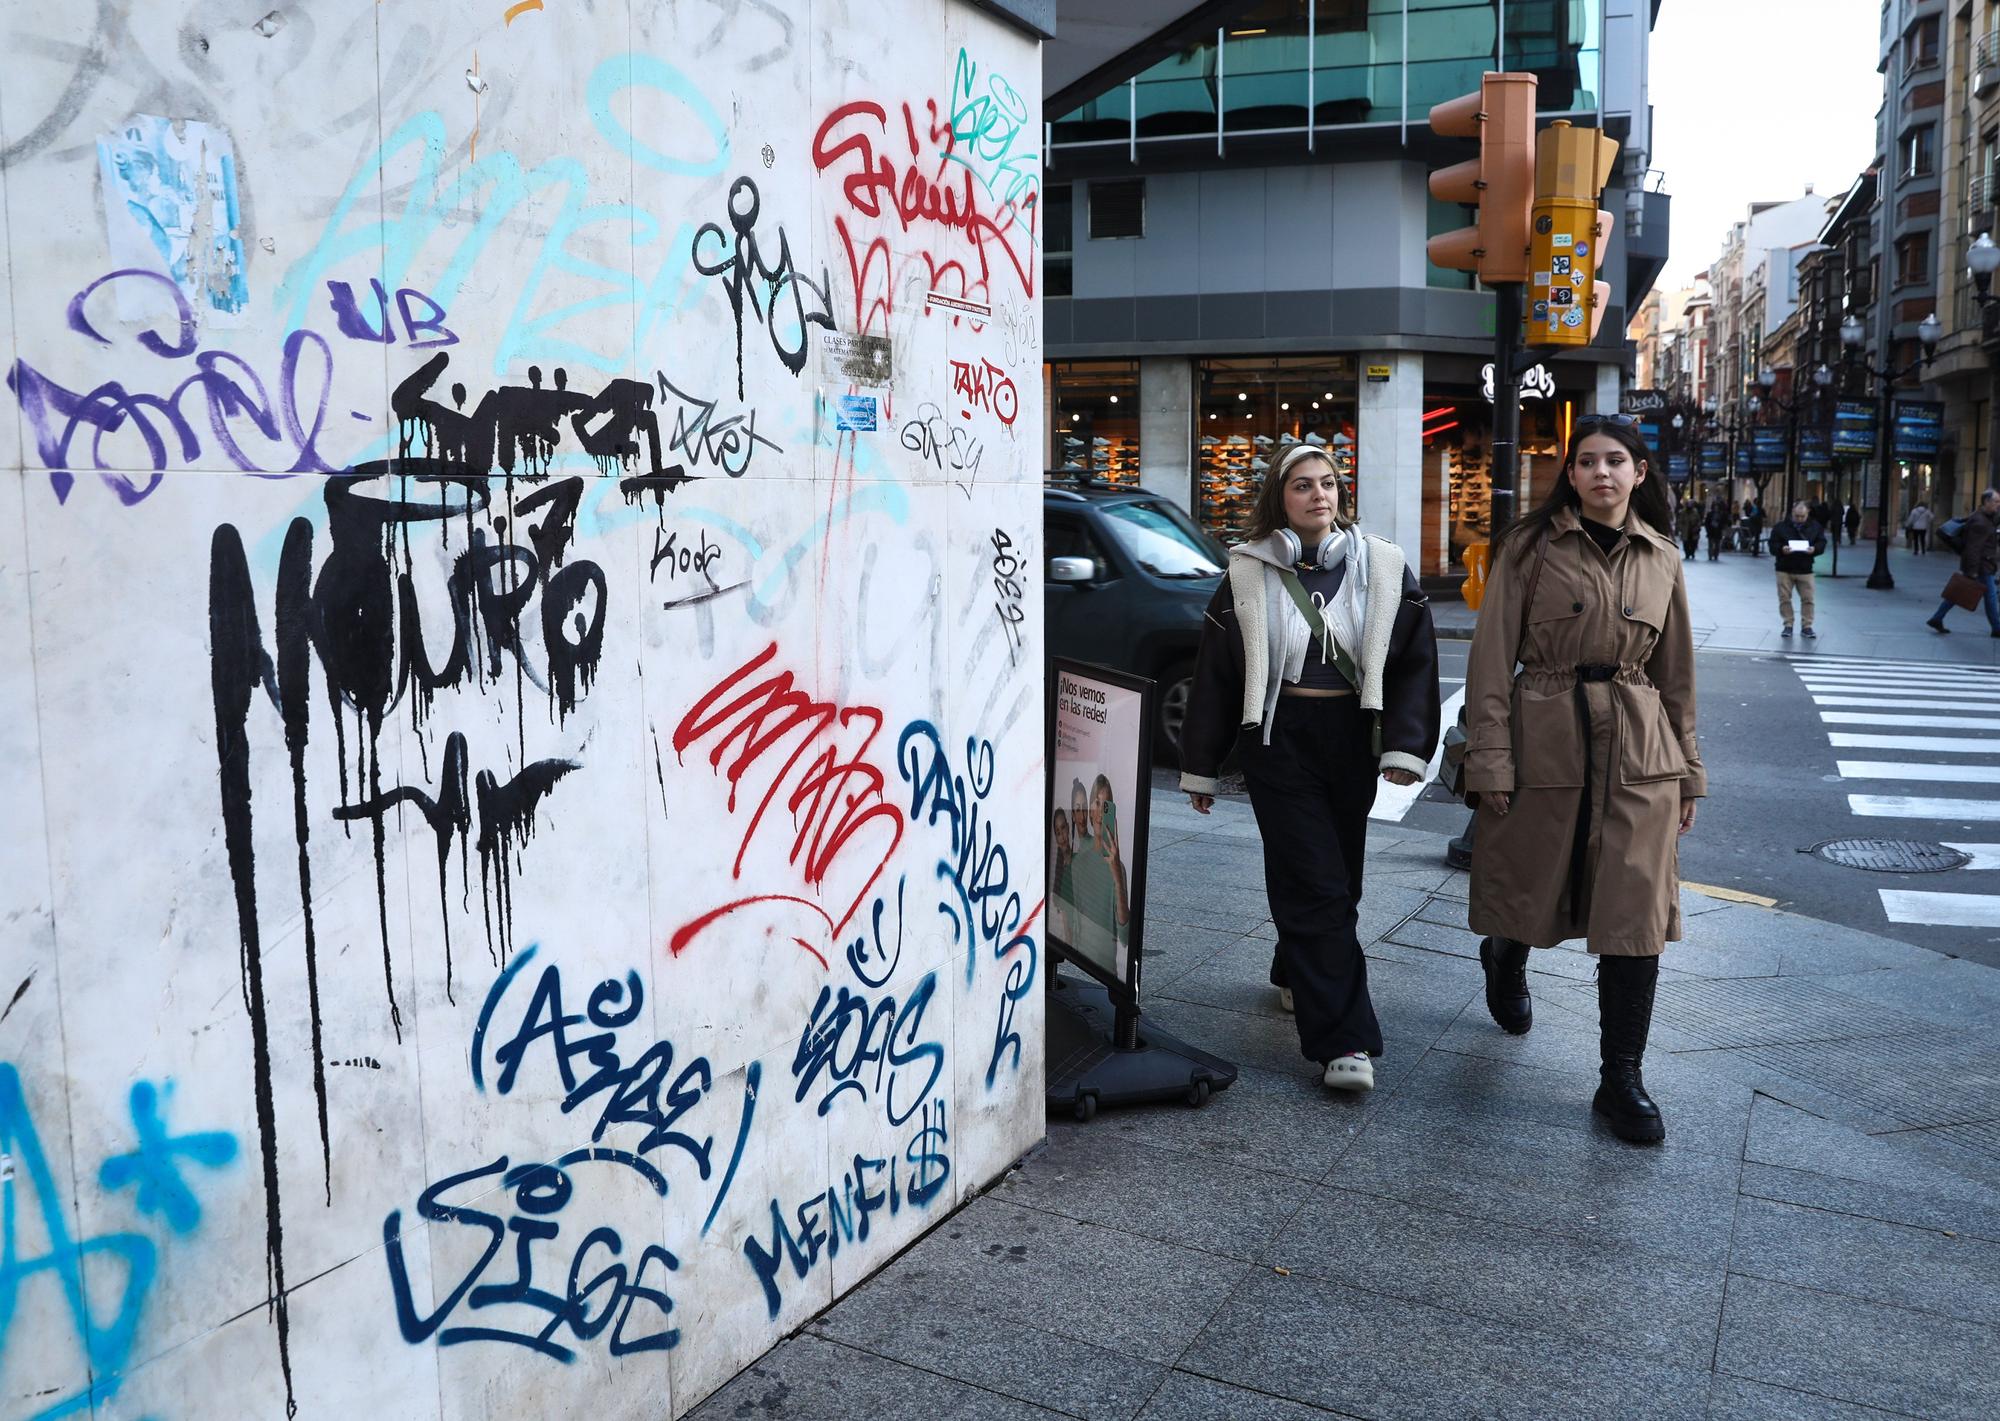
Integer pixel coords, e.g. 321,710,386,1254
1785,655,2000,931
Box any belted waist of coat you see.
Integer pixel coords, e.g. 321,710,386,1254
1517,662,1654,691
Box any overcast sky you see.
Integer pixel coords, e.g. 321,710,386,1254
1649,0,1884,293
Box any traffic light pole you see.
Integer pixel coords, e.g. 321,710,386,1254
1490,282,1526,539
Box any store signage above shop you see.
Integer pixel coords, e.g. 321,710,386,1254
1750,428,1788,474
1482,363,1554,403
1366,364,1392,383
1833,399,1877,457
1698,442,1730,475
1665,451,1692,483
1798,428,1833,471
1891,399,1944,460
1620,388,1667,413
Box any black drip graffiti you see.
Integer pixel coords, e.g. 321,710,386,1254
207,384,629,1403
693,175,837,399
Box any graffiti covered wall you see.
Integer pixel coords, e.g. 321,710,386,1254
0,2,1043,1415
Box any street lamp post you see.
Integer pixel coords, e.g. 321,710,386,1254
1841,310,1943,590
1756,363,1835,514
1969,232,2000,489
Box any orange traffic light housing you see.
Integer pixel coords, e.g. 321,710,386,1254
1525,122,1621,347
1427,73,1538,285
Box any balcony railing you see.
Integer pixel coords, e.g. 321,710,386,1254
1976,30,2000,97
1971,171,1999,219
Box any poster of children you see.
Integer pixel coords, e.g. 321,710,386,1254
1048,663,1150,987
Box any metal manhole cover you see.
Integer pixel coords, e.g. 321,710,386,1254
1806,838,1970,873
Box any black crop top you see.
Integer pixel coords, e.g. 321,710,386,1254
1291,560,1352,690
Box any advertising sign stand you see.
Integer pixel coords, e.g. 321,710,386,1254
1045,660,1238,1121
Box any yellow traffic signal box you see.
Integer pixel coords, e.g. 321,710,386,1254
1525,121,1620,347
1427,72,1538,285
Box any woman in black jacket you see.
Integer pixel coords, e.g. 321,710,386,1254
1179,446,1440,1091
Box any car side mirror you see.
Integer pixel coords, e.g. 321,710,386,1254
1049,556,1097,584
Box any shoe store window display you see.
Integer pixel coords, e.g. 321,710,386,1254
1178,446,1442,1094
1461,419,1706,1145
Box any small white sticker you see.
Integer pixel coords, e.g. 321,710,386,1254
1534,272,1551,286
1552,233,1574,248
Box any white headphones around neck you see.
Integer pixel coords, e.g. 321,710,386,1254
1277,527,1342,568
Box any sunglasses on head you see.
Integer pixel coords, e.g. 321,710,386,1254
1575,412,1638,427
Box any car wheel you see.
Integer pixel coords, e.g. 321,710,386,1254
1156,660,1194,760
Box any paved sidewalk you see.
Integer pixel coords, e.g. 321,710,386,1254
1433,538,2000,665
695,790,2000,1421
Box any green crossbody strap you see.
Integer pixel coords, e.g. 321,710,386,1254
1277,569,1362,690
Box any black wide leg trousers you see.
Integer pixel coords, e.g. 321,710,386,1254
1242,695,1385,1064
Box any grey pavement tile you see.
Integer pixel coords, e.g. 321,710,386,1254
1139,993,1429,1095
1266,1186,1725,1372
1138,922,1254,992
685,1334,1075,1421
1133,1371,1370,1421
1383,915,1484,960
1543,976,1935,1051
1392,1044,1754,1164
1432,983,1709,1069
1744,1096,2000,1206
1047,1062,1367,1182
1146,898,1268,935
847,1196,1253,1368
996,1130,1305,1261
1812,958,2000,1031
1679,886,1742,918
1769,914,1944,976
1331,1106,1744,1265
1705,1376,1920,1421
1354,883,1436,946
1158,940,1474,1051
1412,895,1473,931
1180,1267,1712,1421
1366,866,1457,894
1727,1195,2000,1322
1717,1274,2000,1421
1740,1160,2000,1243
1732,1028,2000,1131
1429,869,1472,900
812,1287,1165,1421
1913,1117,2000,1168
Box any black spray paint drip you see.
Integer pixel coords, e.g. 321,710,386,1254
475,757,579,963
208,525,298,1419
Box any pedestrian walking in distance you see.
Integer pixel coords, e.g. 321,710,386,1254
1461,419,1705,1143
1845,500,1862,546
1676,495,1702,560
1907,500,1933,555
1180,444,1440,1094
1928,488,2000,636
1771,501,1827,639
1702,497,1727,561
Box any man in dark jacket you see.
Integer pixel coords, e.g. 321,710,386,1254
1928,489,2000,635
1844,501,1862,546
1770,501,1828,639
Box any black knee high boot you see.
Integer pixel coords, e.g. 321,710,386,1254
1479,937,1532,1034
1593,955,1665,1144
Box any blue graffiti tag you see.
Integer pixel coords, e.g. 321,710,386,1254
895,722,1038,1086
2,1063,235,1420
98,1080,240,1235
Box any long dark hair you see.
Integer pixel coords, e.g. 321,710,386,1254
1498,419,1672,550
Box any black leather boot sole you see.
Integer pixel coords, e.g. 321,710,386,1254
1592,1082,1666,1143
1479,937,1532,1034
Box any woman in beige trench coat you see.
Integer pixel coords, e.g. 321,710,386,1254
1463,419,1705,1144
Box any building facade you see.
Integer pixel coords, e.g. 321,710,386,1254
1041,0,1670,580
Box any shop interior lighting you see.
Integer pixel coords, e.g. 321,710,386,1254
1238,392,1248,401
1108,394,1118,403
1280,402,1290,410
1229,28,1267,36
1311,401,1320,409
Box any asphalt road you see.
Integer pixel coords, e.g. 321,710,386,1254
1159,638,2000,970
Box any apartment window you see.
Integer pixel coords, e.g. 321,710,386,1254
1045,184,1073,298
1907,15,1940,67
1903,124,1936,178
1896,231,1931,288
1088,179,1145,239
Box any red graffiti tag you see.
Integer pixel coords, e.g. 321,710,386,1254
670,644,905,954
950,358,1017,426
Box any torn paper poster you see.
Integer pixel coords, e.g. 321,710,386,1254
96,114,250,325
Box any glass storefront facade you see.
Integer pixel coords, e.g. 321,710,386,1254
1053,1,1602,150
1420,369,1582,574
1196,356,1359,543
1049,360,1142,488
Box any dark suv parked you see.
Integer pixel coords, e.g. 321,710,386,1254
1044,482,1226,757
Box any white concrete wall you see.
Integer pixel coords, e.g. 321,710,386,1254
1358,352,1424,568
0,4,1045,1417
